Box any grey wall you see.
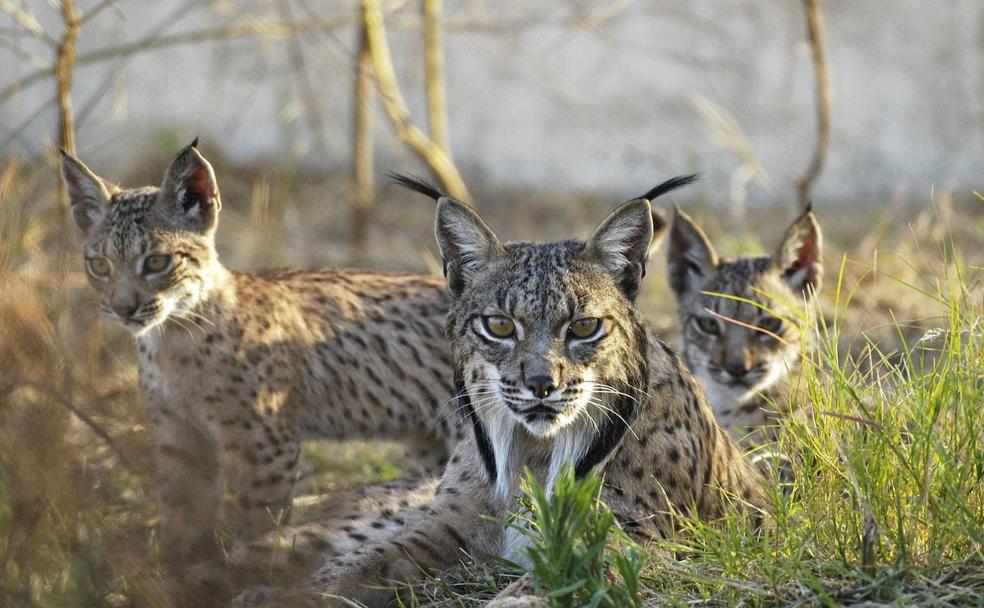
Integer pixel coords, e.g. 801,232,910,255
2,1,981,205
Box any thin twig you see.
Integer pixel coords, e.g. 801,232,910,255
0,15,358,110
55,0,81,198
361,0,470,202
424,0,450,155
350,4,375,262
9,381,134,470
279,0,330,158
796,0,831,208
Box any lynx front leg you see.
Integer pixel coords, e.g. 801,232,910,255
218,390,301,542
148,404,229,606
149,405,223,566
310,458,501,607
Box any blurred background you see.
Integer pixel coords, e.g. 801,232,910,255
0,1,981,606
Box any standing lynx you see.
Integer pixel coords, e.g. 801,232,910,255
234,176,767,607
60,142,462,594
667,207,822,443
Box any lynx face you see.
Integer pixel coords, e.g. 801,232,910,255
62,143,222,335
451,240,646,439
667,208,822,414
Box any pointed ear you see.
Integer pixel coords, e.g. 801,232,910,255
667,208,718,300
583,198,654,300
434,198,502,294
160,143,221,233
61,152,111,233
774,208,822,294
648,206,669,257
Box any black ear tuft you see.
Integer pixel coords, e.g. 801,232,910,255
190,135,199,149
639,174,699,202
390,172,447,201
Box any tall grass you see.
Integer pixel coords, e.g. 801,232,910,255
520,216,983,606
0,153,980,606
513,466,643,608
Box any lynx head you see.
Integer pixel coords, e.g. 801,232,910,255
61,141,223,335
667,207,822,410
399,174,695,496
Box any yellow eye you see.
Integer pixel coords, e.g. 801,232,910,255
568,317,601,339
86,257,111,277
143,254,171,274
694,316,720,336
483,315,515,338
758,316,783,334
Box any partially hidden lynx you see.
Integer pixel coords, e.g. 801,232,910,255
234,175,768,607
667,207,822,444
61,142,463,587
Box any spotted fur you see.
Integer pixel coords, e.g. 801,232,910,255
235,179,768,607
61,144,463,601
667,206,822,444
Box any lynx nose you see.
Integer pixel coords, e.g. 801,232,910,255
724,361,748,380
111,301,139,318
525,375,557,399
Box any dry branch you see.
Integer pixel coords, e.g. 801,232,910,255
350,7,375,261
55,0,81,206
0,15,359,109
424,0,450,155
9,381,134,471
362,0,470,202
279,1,330,159
796,0,831,208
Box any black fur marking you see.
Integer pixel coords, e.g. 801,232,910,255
575,327,649,478
638,174,699,202
389,173,447,201
455,372,497,485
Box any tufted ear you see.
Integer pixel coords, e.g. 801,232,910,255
434,198,502,294
773,206,822,295
636,174,698,259
667,207,718,301
160,140,221,234
583,198,654,300
61,151,111,233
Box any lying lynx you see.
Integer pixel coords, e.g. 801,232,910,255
60,142,462,595
667,207,822,443
236,175,767,607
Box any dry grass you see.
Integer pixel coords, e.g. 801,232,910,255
0,147,980,606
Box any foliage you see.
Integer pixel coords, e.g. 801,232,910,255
512,466,642,608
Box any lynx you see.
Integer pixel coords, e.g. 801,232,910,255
235,175,767,607
666,207,822,443
60,142,463,597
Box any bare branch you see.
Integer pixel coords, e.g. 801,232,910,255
796,0,831,209
0,0,56,46
55,0,82,206
424,0,450,154
9,381,135,471
81,0,123,25
279,1,330,158
362,0,470,202
0,14,358,110
350,5,375,262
